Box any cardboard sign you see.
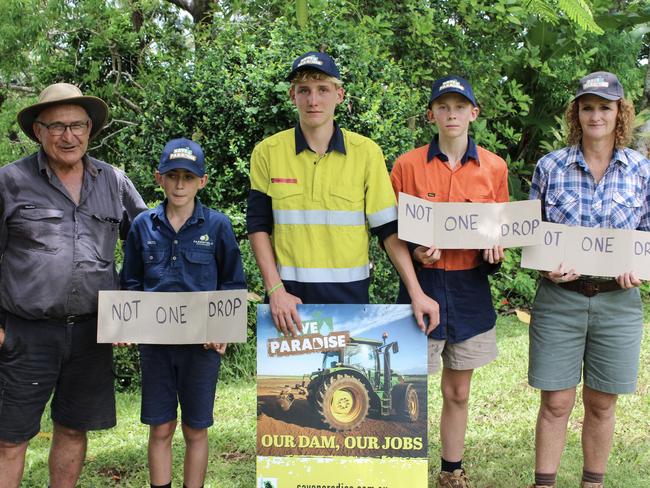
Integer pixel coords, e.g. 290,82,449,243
398,193,542,249
97,289,248,343
521,222,650,279
256,304,428,487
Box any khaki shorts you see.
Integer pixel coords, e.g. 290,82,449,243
529,279,643,394
428,327,498,374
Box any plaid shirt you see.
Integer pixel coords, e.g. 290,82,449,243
530,145,650,231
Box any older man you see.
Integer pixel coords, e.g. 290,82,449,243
0,83,146,487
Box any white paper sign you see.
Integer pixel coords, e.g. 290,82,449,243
521,222,650,279
398,193,542,249
97,289,248,344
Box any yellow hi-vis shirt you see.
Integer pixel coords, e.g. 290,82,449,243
249,127,397,284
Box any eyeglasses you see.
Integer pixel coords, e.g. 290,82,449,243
36,120,90,136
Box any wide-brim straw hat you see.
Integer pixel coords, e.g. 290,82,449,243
17,83,109,143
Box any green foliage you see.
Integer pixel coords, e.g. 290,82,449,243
113,345,141,391
525,0,604,34
489,248,540,311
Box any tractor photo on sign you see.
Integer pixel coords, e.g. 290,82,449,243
277,332,420,431
256,304,428,459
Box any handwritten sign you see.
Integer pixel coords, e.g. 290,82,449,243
398,193,542,249
521,222,650,279
97,289,248,344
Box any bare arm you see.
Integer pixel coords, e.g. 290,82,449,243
249,231,302,336
383,234,440,334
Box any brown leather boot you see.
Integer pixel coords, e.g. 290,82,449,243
437,469,470,488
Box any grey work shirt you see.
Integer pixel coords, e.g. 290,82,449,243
0,149,147,321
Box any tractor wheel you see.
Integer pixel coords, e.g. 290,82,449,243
316,374,369,431
392,383,419,422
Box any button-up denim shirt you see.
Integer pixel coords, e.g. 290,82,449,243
0,150,147,321
120,200,246,293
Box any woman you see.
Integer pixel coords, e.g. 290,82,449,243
528,71,649,488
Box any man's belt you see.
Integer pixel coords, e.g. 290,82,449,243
51,313,97,325
555,278,621,297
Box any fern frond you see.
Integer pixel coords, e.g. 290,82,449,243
557,0,604,34
525,0,560,24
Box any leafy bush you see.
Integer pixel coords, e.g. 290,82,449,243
489,248,540,312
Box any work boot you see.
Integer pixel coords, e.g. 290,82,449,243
580,482,603,488
437,469,470,488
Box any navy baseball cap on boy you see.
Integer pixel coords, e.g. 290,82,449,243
287,51,341,81
158,138,205,177
574,71,624,101
429,75,478,107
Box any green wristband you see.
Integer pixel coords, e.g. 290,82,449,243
267,282,284,295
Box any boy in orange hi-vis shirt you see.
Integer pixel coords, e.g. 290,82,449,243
391,75,508,488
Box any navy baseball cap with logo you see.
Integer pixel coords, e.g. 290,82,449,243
429,75,478,107
287,51,341,81
158,138,205,177
574,71,624,101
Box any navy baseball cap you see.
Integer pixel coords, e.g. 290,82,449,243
574,71,624,101
429,75,478,107
158,138,205,177
287,51,341,81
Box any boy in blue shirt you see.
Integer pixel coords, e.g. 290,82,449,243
121,138,246,488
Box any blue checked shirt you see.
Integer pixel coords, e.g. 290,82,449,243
530,145,650,231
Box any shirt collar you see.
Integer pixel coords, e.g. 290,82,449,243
152,198,206,227
37,149,98,177
568,144,630,174
294,122,347,155
426,135,479,165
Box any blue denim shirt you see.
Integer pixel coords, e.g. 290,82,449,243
121,199,245,293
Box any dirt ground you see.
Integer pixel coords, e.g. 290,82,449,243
257,376,427,458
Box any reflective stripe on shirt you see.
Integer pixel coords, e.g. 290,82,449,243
367,205,398,228
278,264,370,283
273,209,365,226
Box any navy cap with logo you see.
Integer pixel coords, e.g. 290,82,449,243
574,71,624,101
287,51,341,81
158,138,205,177
429,75,478,107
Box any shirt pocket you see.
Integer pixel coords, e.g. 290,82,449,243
610,191,642,229
545,189,580,225
143,249,166,287
89,214,121,263
18,207,64,253
330,184,364,205
183,250,216,285
267,182,303,201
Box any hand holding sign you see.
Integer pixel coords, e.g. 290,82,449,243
616,271,641,289
545,262,580,284
482,245,505,264
413,245,442,265
269,287,303,337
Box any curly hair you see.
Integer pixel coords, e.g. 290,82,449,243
565,97,635,148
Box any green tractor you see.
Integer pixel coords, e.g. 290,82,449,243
278,332,419,431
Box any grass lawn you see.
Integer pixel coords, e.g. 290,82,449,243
23,316,649,487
